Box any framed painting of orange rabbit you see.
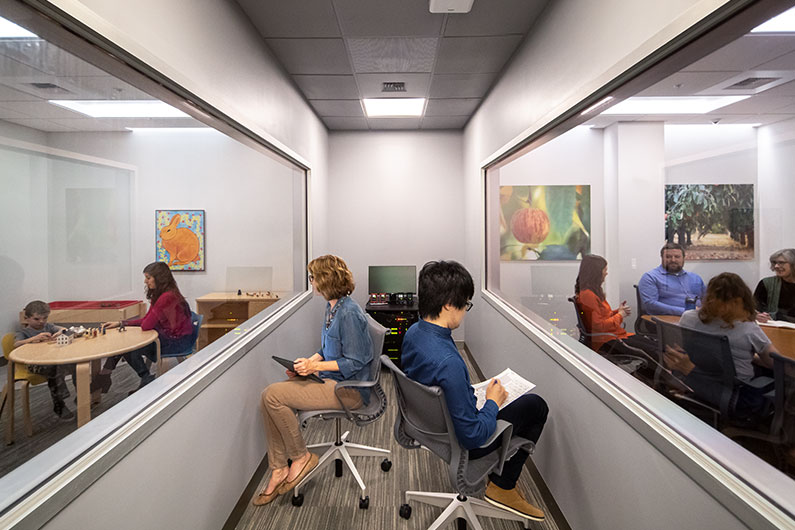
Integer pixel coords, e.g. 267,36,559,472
155,210,205,271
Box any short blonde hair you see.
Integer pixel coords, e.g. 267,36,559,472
308,255,355,300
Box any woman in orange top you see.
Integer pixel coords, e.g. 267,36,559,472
575,255,656,356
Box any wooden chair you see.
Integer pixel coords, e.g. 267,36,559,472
1,332,48,438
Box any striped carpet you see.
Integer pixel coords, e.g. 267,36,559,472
233,347,568,530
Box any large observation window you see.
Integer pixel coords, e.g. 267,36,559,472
0,9,307,479
484,2,795,493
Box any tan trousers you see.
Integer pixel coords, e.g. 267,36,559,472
261,378,362,469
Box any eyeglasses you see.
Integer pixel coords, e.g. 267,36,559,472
771,260,789,266
465,300,473,312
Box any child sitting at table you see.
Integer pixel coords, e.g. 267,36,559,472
13,300,75,421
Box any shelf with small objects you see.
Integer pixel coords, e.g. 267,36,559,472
195,291,280,348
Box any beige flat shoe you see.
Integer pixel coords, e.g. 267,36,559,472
277,452,319,495
252,474,288,506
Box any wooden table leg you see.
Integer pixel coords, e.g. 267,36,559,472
5,360,14,445
75,362,91,428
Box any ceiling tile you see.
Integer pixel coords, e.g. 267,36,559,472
348,38,437,73
420,115,469,129
236,0,341,38
355,73,431,98
3,117,77,132
443,0,548,37
367,117,421,129
265,39,351,74
429,73,494,97
334,0,444,37
684,34,795,73
0,83,40,101
435,35,523,74
309,99,364,117
636,71,741,97
758,49,795,70
717,94,795,114
293,75,359,99
0,104,35,119
425,98,481,116
9,100,87,119
323,116,368,130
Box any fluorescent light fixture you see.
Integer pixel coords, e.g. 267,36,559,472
752,6,795,32
363,98,425,117
429,0,474,13
49,100,189,118
601,96,749,115
126,127,212,132
0,17,37,38
580,96,614,116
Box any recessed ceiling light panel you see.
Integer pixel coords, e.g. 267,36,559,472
0,17,37,38
363,98,426,117
752,6,795,32
601,96,749,115
49,100,189,118
429,0,474,13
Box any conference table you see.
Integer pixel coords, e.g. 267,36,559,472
642,314,795,360
6,328,159,444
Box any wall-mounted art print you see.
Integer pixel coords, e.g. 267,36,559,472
665,184,754,261
500,185,591,261
155,209,205,271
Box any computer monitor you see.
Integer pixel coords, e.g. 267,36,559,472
368,265,417,294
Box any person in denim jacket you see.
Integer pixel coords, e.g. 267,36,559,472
253,255,372,506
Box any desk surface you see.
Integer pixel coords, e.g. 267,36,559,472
642,314,795,360
366,302,419,312
10,328,158,365
196,292,279,302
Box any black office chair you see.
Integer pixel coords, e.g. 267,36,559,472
290,315,391,509
568,296,647,374
633,284,656,336
653,317,773,428
381,355,534,530
723,351,794,471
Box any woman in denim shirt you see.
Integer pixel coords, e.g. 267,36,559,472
253,255,373,506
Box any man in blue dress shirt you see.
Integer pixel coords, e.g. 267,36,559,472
638,243,706,316
401,260,548,521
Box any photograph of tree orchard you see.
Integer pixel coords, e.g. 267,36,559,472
500,185,590,261
664,184,754,260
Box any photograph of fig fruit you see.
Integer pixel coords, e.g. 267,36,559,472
499,185,590,261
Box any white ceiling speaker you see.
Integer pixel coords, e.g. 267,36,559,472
429,0,474,13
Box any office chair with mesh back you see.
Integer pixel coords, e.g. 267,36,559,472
654,317,773,428
381,355,534,530
290,315,391,509
633,284,656,336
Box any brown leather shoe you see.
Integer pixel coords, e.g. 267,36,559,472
252,488,280,506
484,482,545,521
277,452,319,495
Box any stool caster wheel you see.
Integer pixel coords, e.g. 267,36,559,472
381,458,392,472
359,496,370,509
291,493,304,507
335,458,343,477
399,503,412,519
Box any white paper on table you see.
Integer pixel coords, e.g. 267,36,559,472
759,320,795,330
472,367,536,410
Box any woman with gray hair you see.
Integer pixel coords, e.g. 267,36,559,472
754,248,795,322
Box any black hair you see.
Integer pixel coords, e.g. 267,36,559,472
574,255,607,300
418,260,474,320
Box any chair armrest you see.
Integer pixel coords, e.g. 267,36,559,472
743,376,774,392
477,419,514,475
333,378,378,418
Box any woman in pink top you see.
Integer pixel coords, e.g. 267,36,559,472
93,262,193,396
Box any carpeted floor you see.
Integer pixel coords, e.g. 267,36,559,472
233,347,568,530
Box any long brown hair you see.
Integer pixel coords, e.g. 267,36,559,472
575,255,607,300
698,272,755,327
143,262,185,305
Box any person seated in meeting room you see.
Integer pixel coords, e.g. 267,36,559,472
400,260,548,522
575,254,657,358
754,248,795,323
664,272,776,420
638,243,706,316
96,261,194,396
13,300,76,420
253,255,373,506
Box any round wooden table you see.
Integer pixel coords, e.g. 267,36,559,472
6,328,159,443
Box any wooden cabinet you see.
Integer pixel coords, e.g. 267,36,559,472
196,292,280,348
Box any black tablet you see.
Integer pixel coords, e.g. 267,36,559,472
272,355,324,383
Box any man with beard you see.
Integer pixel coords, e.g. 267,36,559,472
638,243,706,316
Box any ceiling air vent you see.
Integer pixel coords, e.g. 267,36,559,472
27,82,71,94
725,77,780,90
382,81,406,93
